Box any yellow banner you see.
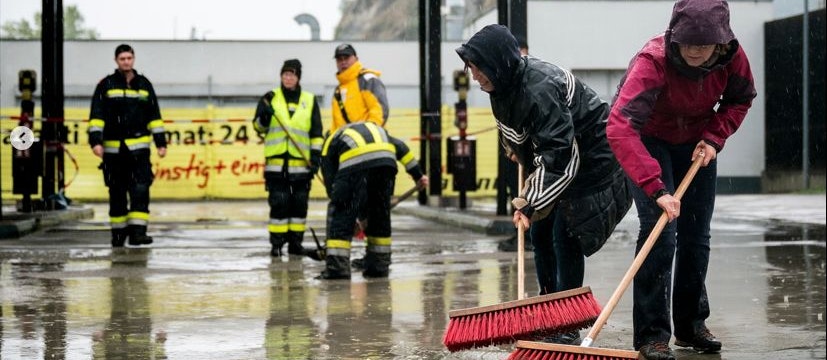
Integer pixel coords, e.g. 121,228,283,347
1,106,504,201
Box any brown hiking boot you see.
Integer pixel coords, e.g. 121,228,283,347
639,342,675,360
675,326,722,353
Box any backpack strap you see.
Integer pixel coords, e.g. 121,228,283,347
333,87,351,124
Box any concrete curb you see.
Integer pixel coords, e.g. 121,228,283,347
393,194,826,237
393,203,514,236
0,206,95,239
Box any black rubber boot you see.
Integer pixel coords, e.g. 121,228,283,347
316,255,351,280
270,233,286,257
128,225,153,245
350,257,365,269
111,229,128,248
362,251,391,278
286,231,305,255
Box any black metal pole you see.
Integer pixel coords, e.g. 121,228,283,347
418,0,442,205
41,0,65,210
802,0,810,190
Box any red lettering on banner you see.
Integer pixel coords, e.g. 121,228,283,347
154,154,265,189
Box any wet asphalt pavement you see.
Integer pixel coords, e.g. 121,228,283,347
0,198,824,359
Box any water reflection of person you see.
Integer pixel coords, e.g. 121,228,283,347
264,262,314,359
319,279,394,359
10,262,68,359
93,248,166,359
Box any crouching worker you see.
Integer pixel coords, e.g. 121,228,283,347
317,122,428,279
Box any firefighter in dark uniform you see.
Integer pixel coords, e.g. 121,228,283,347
318,122,428,279
253,59,324,257
88,44,166,247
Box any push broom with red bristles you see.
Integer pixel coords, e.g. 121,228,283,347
507,155,704,360
443,165,602,352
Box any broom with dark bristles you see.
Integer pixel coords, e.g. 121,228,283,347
507,155,704,360
443,165,602,352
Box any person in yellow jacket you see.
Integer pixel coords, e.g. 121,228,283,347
253,59,324,257
330,44,389,133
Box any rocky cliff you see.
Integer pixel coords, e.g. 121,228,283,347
334,0,496,41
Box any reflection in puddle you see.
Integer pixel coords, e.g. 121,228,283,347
0,221,824,358
764,224,826,329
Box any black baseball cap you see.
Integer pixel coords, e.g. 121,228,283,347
334,43,357,58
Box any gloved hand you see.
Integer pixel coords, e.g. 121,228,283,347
511,197,553,222
310,153,321,175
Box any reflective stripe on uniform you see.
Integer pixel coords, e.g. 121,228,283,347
326,239,351,257
147,119,165,133
288,218,306,232
110,215,128,229
89,119,105,132
264,158,311,174
103,135,152,153
367,236,392,253
339,143,396,169
268,218,289,234
127,211,149,226
106,88,149,99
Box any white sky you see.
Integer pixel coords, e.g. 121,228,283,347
0,0,343,40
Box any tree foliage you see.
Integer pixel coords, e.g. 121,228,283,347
1,5,98,40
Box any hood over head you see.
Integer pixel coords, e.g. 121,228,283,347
667,0,735,46
455,24,522,95
665,0,739,79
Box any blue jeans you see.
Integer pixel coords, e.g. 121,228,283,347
630,138,717,349
531,208,584,295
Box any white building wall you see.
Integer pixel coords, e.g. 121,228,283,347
0,40,467,109
466,0,773,178
0,0,776,180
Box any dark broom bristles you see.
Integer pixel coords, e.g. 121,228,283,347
507,341,640,360
442,287,601,352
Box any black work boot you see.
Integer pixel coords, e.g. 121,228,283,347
269,233,286,257
111,229,128,248
362,251,391,278
675,326,722,353
350,257,365,269
128,225,153,246
286,231,305,255
316,255,351,280
639,342,675,360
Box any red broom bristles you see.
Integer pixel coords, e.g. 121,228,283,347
507,341,639,360
442,287,601,352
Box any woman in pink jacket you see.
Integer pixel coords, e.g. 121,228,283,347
606,1,756,359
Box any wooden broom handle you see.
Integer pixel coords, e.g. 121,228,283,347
583,155,704,345
271,113,325,184
390,184,422,209
517,164,526,300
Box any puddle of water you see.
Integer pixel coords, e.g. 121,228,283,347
0,220,824,359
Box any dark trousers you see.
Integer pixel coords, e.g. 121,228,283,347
102,148,153,236
631,138,717,349
326,167,395,263
266,176,311,247
530,208,584,295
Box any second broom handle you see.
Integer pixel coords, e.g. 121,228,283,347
517,164,525,300
583,155,704,345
